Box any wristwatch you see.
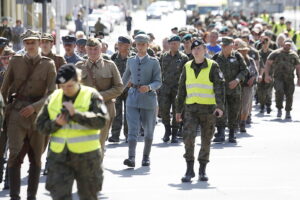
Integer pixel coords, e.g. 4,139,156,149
235,78,240,82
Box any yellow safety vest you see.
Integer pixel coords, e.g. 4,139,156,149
185,59,216,105
287,29,295,38
274,23,286,35
48,85,101,154
260,14,270,23
294,33,300,50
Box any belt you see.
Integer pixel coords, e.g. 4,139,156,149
131,84,140,88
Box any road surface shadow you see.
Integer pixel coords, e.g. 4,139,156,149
106,166,150,177
263,118,300,123
210,142,241,149
0,188,9,198
152,142,182,148
168,181,216,190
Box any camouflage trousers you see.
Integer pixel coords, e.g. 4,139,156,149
257,81,273,106
274,78,295,111
46,148,103,200
159,87,178,128
183,111,216,164
216,94,241,130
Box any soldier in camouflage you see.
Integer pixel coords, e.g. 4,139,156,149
176,39,225,182
36,64,108,200
212,37,248,143
160,35,189,143
264,39,300,119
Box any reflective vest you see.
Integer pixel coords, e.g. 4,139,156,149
274,23,286,35
185,59,216,105
48,85,101,154
286,29,295,38
260,14,270,23
294,33,300,50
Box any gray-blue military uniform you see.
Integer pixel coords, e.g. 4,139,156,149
62,35,83,64
122,35,162,167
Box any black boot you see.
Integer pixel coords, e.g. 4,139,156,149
43,161,48,176
181,161,195,182
27,165,41,200
123,156,135,168
285,111,291,119
266,105,272,114
142,155,150,166
177,123,183,138
0,158,4,183
228,129,237,143
212,127,225,143
9,167,21,200
199,163,208,181
108,136,120,143
260,105,265,113
277,109,282,118
4,167,9,190
239,120,246,133
162,124,171,142
171,128,178,143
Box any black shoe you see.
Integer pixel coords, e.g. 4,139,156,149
266,106,272,114
123,158,135,168
162,125,171,142
260,105,265,114
199,163,208,182
171,136,178,143
108,136,120,143
212,137,225,143
285,111,291,119
277,109,282,118
181,161,195,182
213,127,225,143
228,129,237,143
142,156,150,166
171,128,178,143
42,169,48,176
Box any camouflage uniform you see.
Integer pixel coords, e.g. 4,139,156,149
257,48,273,111
212,51,248,140
159,51,189,135
176,59,225,163
36,86,108,200
109,52,136,141
267,48,300,112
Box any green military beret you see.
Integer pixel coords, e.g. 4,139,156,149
168,35,181,42
181,34,192,42
220,37,234,46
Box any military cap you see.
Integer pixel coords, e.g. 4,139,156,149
86,38,101,47
191,39,205,50
136,31,146,35
168,35,181,42
62,35,76,44
118,36,131,44
0,37,8,48
220,26,229,33
284,38,293,45
220,37,234,46
21,29,41,41
41,33,54,41
171,27,178,31
1,46,15,56
76,38,87,46
134,34,149,43
56,64,77,84
263,30,273,37
181,34,192,42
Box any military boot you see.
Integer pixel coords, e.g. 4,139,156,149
260,105,264,113
123,156,135,168
228,129,237,143
141,155,150,166
171,128,178,143
162,124,171,142
0,158,4,183
212,127,225,143
199,163,208,181
239,120,246,133
9,167,21,200
4,167,9,190
285,111,291,119
177,123,183,138
27,165,41,200
266,105,272,114
277,109,282,118
181,161,195,182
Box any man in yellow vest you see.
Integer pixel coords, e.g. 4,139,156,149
176,39,225,182
273,16,286,35
36,64,109,200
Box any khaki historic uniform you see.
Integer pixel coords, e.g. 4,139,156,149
76,57,123,151
1,50,56,199
42,51,66,71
